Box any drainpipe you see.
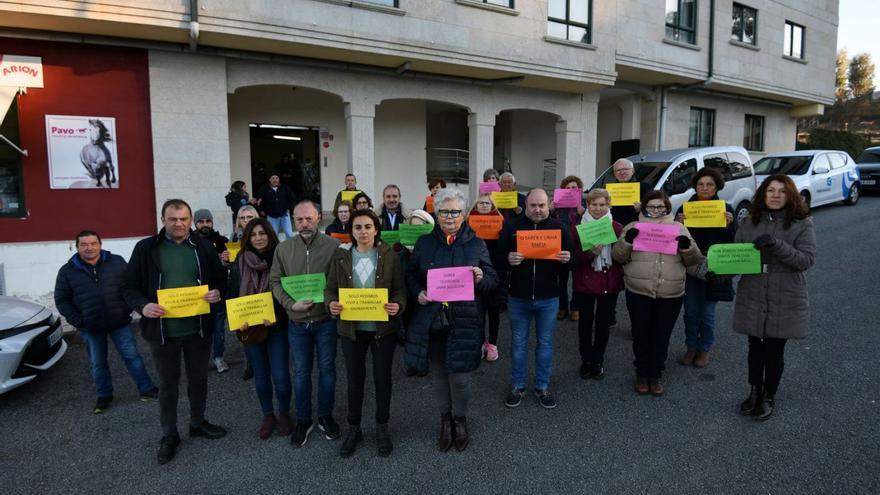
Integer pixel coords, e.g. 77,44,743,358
658,86,670,150
189,0,199,51
706,0,715,84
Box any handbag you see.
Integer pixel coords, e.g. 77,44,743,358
236,324,269,345
429,303,453,334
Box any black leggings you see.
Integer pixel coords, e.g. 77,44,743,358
747,337,788,395
483,306,500,345
576,293,616,365
341,331,397,426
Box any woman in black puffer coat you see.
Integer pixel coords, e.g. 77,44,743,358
405,188,497,454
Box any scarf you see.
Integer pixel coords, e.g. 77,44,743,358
581,210,614,272
239,250,270,296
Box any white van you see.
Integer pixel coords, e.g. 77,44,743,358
590,146,757,223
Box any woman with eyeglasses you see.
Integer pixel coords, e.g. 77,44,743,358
612,190,702,396
352,192,373,211
467,193,507,362
405,188,498,452
326,209,407,457
325,200,352,240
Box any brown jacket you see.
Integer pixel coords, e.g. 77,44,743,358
325,242,408,341
733,214,816,340
612,213,703,299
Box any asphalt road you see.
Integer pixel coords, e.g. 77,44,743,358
2,196,878,494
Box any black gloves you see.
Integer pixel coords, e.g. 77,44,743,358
676,235,691,250
753,234,776,249
624,228,640,243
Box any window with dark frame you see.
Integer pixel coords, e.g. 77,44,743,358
689,107,715,147
0,95,25,217
731,3,757,44
360,0,398,7
547,0,592,44
783,20,804,58
744,114,765,151
665,0,697,44
483,0,514,7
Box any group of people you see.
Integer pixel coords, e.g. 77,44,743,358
52,161,815,466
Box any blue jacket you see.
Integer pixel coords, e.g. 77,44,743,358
404,222,498,374
54,250,132,332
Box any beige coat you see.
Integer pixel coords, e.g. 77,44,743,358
612,213,703,299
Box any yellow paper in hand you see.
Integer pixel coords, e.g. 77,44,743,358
226,241,241,262
491,191,519,209
340,190,361,202
339,288,389,322
157,285,210,318
226,292,276,331
606,183,641,206
683,200,727,228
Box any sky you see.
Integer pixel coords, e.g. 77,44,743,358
837,0,878,87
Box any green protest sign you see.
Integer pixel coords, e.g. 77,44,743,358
707,243,761,275
399,223,434,246
379,230,400,245
281,273,326,303
575,217,618,251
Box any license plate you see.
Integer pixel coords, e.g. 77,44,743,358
863,179,876,186
48,327,62,347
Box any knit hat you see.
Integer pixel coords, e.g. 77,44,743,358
194,209,213,223
409,209,435,225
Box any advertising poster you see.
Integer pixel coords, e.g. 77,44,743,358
45,115,119,189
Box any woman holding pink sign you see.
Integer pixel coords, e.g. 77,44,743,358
553,175,586,322
326,209,407,458
468,193,507,362
612,191,702,396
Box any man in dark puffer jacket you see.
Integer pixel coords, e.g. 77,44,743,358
54,230,157,414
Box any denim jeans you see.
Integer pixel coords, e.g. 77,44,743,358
244,329,291,416
268,214,294,240
81,324,155,398
212,307,227,359
508,296,559,391
288,319,337,421
682,276,717,353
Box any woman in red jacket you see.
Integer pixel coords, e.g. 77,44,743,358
571,188,624,379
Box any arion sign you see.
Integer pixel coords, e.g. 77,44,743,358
0,54,43,88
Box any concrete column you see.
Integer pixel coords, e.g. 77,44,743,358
555,120,582,188
345,100,376,200
467,112,495,203
579,93,600,184
618,95,642,140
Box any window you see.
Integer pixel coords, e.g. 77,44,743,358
753,156,812,175
665,0,697,44
783,21,804,58
688,107,715,147
663,158,698,196
483,0,514,6
856,149,880,163
548,0,592,44
0,95,25,217
727,152,754,179
828,153,848,169
731,3,757,44
360,0,398,6
743,114,765,151
811,154,830,172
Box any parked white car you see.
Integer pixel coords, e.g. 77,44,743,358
753,150,861,209
590,146,757,223
0,296,67,394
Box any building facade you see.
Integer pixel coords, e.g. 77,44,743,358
0,0,837,296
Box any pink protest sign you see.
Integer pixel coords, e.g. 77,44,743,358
479,181,502,194
632,222,680,256
553,188,581,208
427,267,475,302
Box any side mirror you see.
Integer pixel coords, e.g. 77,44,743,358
813,165,830,175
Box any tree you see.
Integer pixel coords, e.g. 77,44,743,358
848,53,875,99
835,49,849,101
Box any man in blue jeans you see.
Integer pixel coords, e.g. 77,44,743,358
257,173,296,240
54,230,158,413
270,200,341,447
497,189,573,409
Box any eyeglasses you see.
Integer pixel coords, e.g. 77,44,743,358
645,205,667,212
437,209,463,218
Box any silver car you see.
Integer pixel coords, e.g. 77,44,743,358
0,296,67,394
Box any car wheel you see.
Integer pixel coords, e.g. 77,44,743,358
800,191,811,210
734,201,750,225
843,183,860,205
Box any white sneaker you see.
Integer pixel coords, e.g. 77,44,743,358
213,357,230,373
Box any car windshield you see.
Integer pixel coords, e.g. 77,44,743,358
857,150,880,163
753,156,812,175
592,161,672,189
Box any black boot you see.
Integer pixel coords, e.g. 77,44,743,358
339,426,363,458
453,416,469,452
376,423,393,457
753,393,775,421
739,386,762,415
438,413,454,452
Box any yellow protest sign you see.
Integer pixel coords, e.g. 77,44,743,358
225,241,241,262
225,292,276,331
606,182,641,206
683,200,727,228
491,191,519,209
340,190,361,203
339,288,389,322
156,285,210,318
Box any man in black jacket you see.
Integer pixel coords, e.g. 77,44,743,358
122,199,228,465
54,230,158,414
378,184,406,231
497,189,573,410
257,173,296,240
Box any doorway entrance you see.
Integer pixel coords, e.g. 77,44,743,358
249,123,321,206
